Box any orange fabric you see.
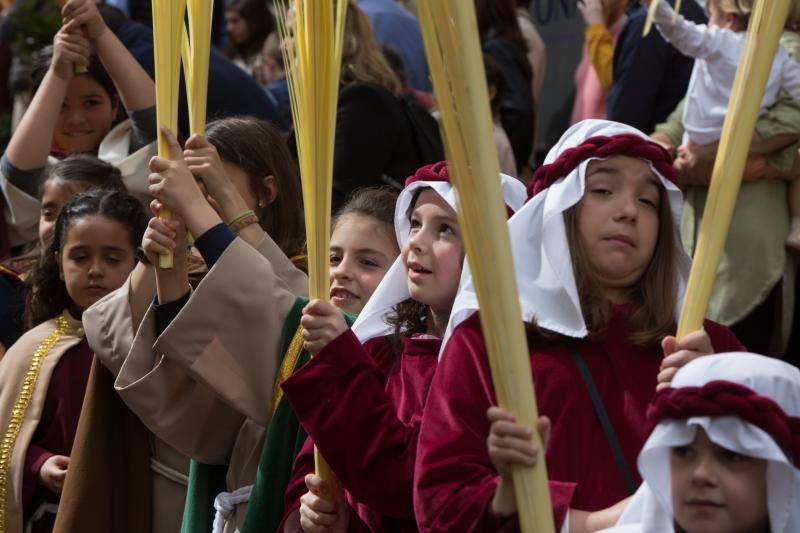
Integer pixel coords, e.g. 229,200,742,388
586,23,614,90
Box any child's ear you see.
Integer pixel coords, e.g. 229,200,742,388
488,84,497,102
258,174,278,208
55,251,64,281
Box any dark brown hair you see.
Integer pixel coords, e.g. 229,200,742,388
475,0,527,49
31,48,118,108
205,116,305,257
27,190,147,327
223,0,275,60
528,183,678,347
41,154,127,197
334,186,398,230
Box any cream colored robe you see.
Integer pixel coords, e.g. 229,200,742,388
84,233,307,533
0,312,85,533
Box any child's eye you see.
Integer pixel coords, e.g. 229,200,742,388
672,445,695,460
329,254,341,266
590,188,611,195
106,256,121,264
41,209,55,221
440,224,455,235
721,449,751,464
359,258,379,268
84,99,102,108
639,198,656,208
409,218,421,230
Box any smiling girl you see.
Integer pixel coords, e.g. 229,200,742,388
413,120,745,532
278,162,526,532
329,187,400,315
0,190,145,533
1,0,156,251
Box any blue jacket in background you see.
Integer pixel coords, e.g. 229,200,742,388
358,0,430,92
115,19,287,133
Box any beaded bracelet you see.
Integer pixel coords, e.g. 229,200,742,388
228,210,259,233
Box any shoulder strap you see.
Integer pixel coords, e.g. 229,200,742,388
564,343,637,496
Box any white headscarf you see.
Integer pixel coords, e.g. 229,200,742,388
602,353,800,533
443,119,690,349
351,167,526,343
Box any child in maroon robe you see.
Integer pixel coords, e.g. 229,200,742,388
413,120,744,532
278,163,527,532
603,351,800,533
0,190,145,533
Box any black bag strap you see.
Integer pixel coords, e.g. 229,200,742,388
565,343,638,495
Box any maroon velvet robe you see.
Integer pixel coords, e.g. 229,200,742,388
22,339,93,533
413,309,744,532
280,329,441,532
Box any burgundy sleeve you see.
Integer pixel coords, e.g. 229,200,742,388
704,319,746,353
280,329,418,519
23,444,53,505
413,321,575,532
280,436,315,532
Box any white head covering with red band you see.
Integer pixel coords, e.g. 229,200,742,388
351,161,526,343
443,119,689,348
602,353,800,533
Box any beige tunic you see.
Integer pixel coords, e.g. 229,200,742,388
84,233,307,532
0,312,84,533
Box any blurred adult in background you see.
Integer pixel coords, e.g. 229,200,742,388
572,0,627,123
358,0,430,91
476,0,534,172
224,0,274,75
96,4,286,132
650,18,800,357
328,0,442,208
607,0,706,134
515,0,546,163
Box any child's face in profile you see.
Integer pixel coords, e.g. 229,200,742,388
402,189,464,316
670,427,769,533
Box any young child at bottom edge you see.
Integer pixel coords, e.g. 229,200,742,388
0,189,146,533
599,352,799,533
279,162,527,532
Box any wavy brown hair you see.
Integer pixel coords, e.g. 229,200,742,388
341,0,403,95
529,183,678,347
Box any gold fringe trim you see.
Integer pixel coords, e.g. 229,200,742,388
0,315,69,531
269,325,305,423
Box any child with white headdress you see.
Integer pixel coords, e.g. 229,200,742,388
278,161,526,532
414,120,745,532
599,352,800,533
